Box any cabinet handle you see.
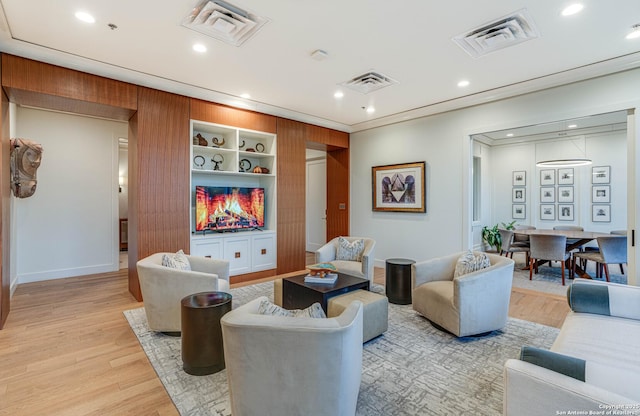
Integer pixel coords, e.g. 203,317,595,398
261,249,267,255
235,252,241,258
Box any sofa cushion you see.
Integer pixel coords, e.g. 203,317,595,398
567,280,640,320
520,346,585,381
161,249,191,271
336,237,365,262
257,299,326,318
454,250,490,277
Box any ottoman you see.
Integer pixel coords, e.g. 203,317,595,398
328,290,388,342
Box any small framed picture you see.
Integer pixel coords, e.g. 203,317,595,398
592,166,611,184
512,188,526,203
540,187,555,203
558,186,574,203
558,168,574,185
592,205,611,222
513,171,526,186
512,204,526,219
540,169,555,186
558,204,574,221
540,204,555,220
592,185,610,203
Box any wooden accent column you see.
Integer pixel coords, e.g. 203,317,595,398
128,88,190,300
326,148,350,240
0,85,9,329
276,118,307,274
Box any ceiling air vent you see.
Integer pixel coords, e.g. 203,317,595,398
182,0,268,47
340,71,398,94
453,9,539,58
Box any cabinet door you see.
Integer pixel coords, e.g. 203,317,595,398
252,234,276,271
224,236,252,275
191,239,223,259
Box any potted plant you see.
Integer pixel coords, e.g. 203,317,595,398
482,221,517,252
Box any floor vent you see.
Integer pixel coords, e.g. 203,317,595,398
340,71,398,94
182,0,268,47
453,9,539,58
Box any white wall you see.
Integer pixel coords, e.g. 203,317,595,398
12,107,128,287
350,68,640,266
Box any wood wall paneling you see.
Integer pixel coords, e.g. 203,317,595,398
307,124,349,148
129,88,191,301
326,148,350,240
190,99,276,133
276,118,307,274
0,87,9,329
1,54,137,121
127,112,140,299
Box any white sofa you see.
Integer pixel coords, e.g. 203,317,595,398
221,296,363,416
504,279,640,415
136,252,230,332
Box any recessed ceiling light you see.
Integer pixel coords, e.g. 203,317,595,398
192,43,207,53
240,93,251,99
506,133,514,137
561,4,584,16
334,91,344,99
567,124,578,128
75,11,95,23
457,80,470,88
626,24,640,40
366,106,375,114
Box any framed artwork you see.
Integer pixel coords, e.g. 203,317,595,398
558,186,574,203
540,204,555,221
512,171,526,186
592,205,611,222
512,188,525,203
512,204,526,219
558,204,574,221
540,187,555,203
558,168,574,185
592,185,610,203
540,169,555,186
592,166,611,184
372,161,426,212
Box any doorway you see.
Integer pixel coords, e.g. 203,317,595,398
306,149,327,252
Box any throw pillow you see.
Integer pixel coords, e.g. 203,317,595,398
161,249,191,271
453,250,491,277
258,299,326,318
520,346,586,381
336,237,365,262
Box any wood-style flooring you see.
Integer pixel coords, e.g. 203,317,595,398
0,256,569,415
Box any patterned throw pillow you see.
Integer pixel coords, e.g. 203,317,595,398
161,249,191,271
453,250,490,277
336,237,365,262
257,299,327,318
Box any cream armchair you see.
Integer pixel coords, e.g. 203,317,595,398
315,236,376,281
411,251,514,337
221,296,364,416
136,252,230,333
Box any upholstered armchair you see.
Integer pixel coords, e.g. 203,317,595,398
221,296,364,416
136,252,230,333
315,236,376,281
411,251,515,337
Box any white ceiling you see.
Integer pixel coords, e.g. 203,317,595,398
0,1,639,133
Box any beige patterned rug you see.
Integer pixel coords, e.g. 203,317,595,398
124,282,559,416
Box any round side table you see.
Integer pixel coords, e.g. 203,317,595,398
385,258,415,305
181,291,232,376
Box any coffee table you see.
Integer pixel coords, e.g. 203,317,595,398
282,273,370,314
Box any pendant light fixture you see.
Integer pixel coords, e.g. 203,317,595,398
535,122,592,167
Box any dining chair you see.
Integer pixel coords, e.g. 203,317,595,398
553,225,585,252
513,225,535,247
498,229,530,264
610,230,627,235
572,236,627,282
529,234,572,286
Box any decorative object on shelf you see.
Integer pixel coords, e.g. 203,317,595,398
211,154,224,171
592,205,611,222
592,165,611,184
558,204,574,221
372,161,426,213
194,133,208,146
255,142,265,153
239,158,251,172
592,185,610,203
210,136,225,148
512,170,526,186
193,155,206,169
252,166,270,174
239,139,245,149
245,147,256,152
10,138,43,198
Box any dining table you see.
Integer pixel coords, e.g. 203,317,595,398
513,228,609,278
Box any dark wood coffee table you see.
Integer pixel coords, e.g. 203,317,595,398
282,273,370,313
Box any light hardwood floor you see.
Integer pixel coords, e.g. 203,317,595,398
0,261,569,415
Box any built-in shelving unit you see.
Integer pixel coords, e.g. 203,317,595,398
190,120,277,276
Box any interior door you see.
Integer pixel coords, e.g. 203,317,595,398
306,158,327,252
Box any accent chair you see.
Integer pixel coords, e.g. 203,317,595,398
315,236,376,281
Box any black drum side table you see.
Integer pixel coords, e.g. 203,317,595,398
181,291,232,376
385,258,415,305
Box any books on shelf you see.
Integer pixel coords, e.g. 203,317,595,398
304,273,338,284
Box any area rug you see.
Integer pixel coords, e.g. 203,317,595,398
124,282,560,416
